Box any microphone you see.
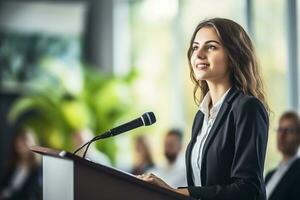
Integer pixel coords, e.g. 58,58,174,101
100,112,156,139
73,112,156,158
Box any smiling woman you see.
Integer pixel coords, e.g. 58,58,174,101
138,18,270,200
190,27,230,92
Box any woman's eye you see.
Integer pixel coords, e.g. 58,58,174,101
207,45,216,51
192,46,198,51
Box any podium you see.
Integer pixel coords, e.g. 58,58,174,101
31,146,195,200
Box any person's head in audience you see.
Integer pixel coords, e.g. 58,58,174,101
72,128,93,149
9,128,40,168
277,111,300,161
134,135,153,165
164,129,183,164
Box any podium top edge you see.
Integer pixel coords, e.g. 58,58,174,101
30,146,67,157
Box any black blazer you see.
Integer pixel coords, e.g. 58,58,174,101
265,158,300,200
185,87,269,200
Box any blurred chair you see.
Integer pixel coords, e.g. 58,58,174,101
0,129,42,200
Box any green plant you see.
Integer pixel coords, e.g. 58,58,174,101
8,58,138,165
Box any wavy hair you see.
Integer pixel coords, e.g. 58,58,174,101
187,18,269,111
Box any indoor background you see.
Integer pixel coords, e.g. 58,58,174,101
0,0,298,178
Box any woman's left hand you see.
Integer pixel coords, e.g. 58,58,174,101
136,173,175,192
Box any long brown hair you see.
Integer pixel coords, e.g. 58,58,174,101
187,18,269,111
5,129,40,171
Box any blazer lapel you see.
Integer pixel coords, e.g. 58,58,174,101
186,110,204,186
192,110,204,140
200,87,239,183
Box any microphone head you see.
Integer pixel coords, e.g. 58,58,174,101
141,112,156,126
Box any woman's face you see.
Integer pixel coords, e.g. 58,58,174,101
15,133,36,160
15,136,31,159
190,27,231,84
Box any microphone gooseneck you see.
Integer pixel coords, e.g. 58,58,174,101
73,112,156,159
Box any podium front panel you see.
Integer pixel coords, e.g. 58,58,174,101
43,156,74,200
75,161,185,200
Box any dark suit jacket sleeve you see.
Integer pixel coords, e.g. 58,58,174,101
188,97,269,200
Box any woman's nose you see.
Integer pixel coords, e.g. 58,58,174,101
196,48,206,59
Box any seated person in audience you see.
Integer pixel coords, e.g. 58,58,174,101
265,111,300,200
0,129,42,200
149,129,187,187
131,135,155,175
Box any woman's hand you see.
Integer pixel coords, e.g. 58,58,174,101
175,188,190,196
136,173,190,196
136,173,175,191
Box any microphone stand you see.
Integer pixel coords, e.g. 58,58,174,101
73,130,112,159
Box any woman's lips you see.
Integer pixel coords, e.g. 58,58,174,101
195,63,209,70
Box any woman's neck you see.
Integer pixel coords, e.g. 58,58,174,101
207,81,232,106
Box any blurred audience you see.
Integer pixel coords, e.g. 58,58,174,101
131,135,155,175
72,128,111,166
0,128,42,200
265,111,300,200
148,129,187,187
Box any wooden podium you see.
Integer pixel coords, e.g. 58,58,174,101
31,146,195,200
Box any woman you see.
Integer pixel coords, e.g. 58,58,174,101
0,129,42,200
138,18,269,200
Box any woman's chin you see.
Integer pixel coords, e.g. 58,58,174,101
195,75,207,81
